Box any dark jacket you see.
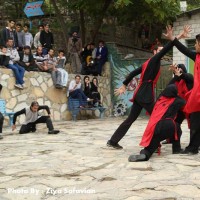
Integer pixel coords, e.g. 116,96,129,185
1,28,18,48
0,53,10,66
40,30,54,49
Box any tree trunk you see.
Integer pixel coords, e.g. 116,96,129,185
79,9,86,46
50,0,68,49
91,0,113,42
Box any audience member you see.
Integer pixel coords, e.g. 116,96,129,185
68,75,92,108
96,40,108,76
6,37,25,89
90,77,102,106
23,23,33,47
15,23,24,51
0,45,10,66
17,46,39,71
52,50,68,89
68,31,82,73
44,49,57,72
33,46,47,71
34,25,44,49
40,24,54,55
1,19,18,48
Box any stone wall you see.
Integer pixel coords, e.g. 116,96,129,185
173,10,200,65
0,64,112,125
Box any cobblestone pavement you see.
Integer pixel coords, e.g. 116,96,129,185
0,117,200,200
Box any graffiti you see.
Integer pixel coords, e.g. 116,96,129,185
109,53,146,115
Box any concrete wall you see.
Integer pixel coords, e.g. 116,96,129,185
173,11,200,65
0,63,112,125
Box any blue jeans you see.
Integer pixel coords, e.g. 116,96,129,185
7,63,25,85
69,89,88,106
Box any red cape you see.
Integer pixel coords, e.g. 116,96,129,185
175,79,189,101
184,54,200,113
175,79,190,128
140,96,175,147
130,58,160,102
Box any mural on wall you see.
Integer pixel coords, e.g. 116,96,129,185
109,54,146,116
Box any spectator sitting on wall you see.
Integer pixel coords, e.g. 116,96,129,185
44,49,57,72
33,46,48,71
52,50,68,89
22,23,33,48
34,25,44,49
81,44,92,63
90,42,97,59
40,23,54,55
17,46,39,71
6,37,25,90
15,23,24,51
12,101,60,134
0,45,10,67
81,55,98,76
1,19,18,48
96,40,108,76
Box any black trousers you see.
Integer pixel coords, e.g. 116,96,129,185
186,112,200,151
172,111,186,150
0,112,4,133
140,120,180,160
19,116,54,134
110,100,154,144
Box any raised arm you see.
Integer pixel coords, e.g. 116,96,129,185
38,105,51,115
115,67,142,96
163,25,196,61
123,67,142,86
173,38,196,61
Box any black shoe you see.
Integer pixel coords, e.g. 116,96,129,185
181,148,198,155
0,135,3,140
107,140,123,149
55,84,63,89
48,130,60,134
31,127,36,132
128,154,147,162
172,148,183,154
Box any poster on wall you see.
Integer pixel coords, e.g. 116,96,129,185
109,54,146,116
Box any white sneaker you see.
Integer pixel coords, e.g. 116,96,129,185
14,84,23,89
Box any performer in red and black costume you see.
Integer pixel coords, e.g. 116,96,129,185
106,26,189,150
165,26,200,154
128,84,185,162
162,64,193,153
107,40,174,149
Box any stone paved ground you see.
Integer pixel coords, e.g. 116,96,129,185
0,117,200,200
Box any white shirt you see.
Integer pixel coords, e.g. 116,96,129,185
7,48,20,65
68,80,81,92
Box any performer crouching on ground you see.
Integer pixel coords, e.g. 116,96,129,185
12,101,59,134
129,84,185,162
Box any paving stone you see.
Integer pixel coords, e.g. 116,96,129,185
0,118,199,200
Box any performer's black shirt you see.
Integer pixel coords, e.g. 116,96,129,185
173,38,196,61
123,41,174,103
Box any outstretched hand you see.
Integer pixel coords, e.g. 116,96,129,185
177,25,191,40
114,85,126,96
163,25,174,41
169,64,182,76
12,124,16,131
